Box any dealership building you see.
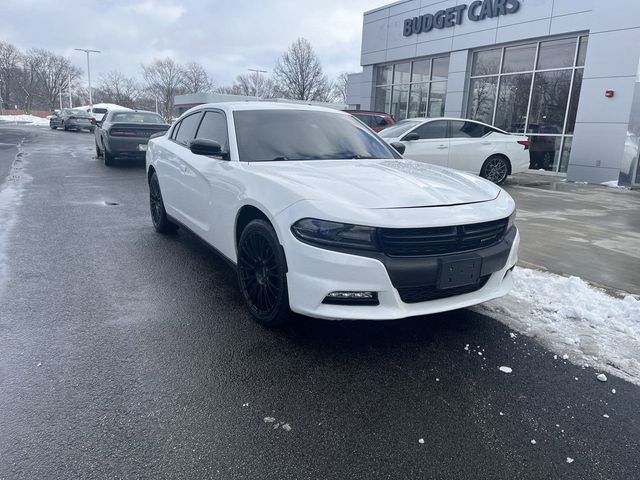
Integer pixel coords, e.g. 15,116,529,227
346,0,640,187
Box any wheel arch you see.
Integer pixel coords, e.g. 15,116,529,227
147,165,156,185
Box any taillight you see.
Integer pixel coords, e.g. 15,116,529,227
110,129,138,137
517,140,530,150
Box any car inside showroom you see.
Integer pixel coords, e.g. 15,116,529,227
346,0,640,187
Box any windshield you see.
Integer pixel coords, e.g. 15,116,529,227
378,119,423,138
233,110,399,162
111,112,164,124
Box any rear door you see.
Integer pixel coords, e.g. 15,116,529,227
401,120,449,166
448,120,497,174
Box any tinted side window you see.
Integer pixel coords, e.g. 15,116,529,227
195,111,228,150
354,114,373,127
373,116,388,127
174,113,202,146
450,120,489,139
412,120,448,140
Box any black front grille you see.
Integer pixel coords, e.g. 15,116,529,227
379,218,508,257
398,275,490,304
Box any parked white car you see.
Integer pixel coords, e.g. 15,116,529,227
146,103,519,326
380,118,530,184
76,103,132,122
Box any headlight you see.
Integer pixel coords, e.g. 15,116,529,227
291,218,378,251
507,209,516,231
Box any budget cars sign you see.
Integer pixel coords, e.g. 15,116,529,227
403,0,521,37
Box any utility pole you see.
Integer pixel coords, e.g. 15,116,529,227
59,89,63,110
74,48,101,106
68,73,72,108
247,68,267,100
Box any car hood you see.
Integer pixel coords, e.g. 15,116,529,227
246,159,500,209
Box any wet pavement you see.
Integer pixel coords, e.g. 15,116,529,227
0,125,639,480
503,174,640,295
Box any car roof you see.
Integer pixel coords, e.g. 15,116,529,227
344,110,392,116
184,101,350,117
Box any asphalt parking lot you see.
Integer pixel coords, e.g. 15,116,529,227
1,125,639,480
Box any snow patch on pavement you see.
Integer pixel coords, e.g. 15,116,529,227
0,114,49,126
0,144,31,295
477,267,640,385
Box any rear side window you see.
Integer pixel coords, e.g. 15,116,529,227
174,113,202,146
354,114,373,127
450,120,490,138
92,108,108,114
195,111,228,150
373,116,388,127
412,120,448,140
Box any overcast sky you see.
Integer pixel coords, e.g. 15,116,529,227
2,0,390,87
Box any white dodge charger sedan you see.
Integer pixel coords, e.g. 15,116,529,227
379,117,530,184
146,103,519,326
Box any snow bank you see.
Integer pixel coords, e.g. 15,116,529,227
0,114,49,126
477,267,640,385
600,180,629,190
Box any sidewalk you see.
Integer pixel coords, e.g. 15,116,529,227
502,174,640,296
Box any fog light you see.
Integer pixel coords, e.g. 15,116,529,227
323,291,379,306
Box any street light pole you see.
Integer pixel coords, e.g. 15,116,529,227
74,48,100,106
68,73,72,108
247,68,267,100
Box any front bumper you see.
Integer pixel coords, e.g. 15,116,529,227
284,227,519,320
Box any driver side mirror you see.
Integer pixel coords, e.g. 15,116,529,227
189,139,227,158
390,142,406,155
402,132,420,141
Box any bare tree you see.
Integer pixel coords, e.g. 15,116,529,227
0,41,23,109
25,48,82,110
273,38,331,101
236,71,275,98
182,61,213,93
332,72,349,104
142,58,185,121
97,70,140,107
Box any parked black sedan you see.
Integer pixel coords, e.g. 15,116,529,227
49,108,95,132
94,110,170,166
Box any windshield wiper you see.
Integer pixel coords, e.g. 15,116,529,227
270,156,290,161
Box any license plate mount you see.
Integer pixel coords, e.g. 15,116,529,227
437,257,482,289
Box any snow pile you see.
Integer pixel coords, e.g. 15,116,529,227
0,114,49,126
600,180,628,189
478,267,640,384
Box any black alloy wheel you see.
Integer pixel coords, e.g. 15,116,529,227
481,155,510,185
149,172,177,233
237,220,290,326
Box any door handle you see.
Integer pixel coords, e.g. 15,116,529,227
481,141,491,145
437,145,448,149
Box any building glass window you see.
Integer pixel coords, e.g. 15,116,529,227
467,35,588,173
528,70,572,135
390,84,410,121
374,55,449,120
409,83,429,118
495,73,532,133
468,77,498,125
502,43,536,73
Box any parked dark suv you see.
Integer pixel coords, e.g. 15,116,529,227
344,110,395,132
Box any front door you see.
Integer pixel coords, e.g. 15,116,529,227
401,119,449,167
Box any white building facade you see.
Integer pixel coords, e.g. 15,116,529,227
347,0,640,187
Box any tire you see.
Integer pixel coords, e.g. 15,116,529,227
237,219,290,327
149,172,178,234
95,142,102,158
481,155,510,185
62,121,68,131
50,124,57,130
103,148,115,166
89,127,95,133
